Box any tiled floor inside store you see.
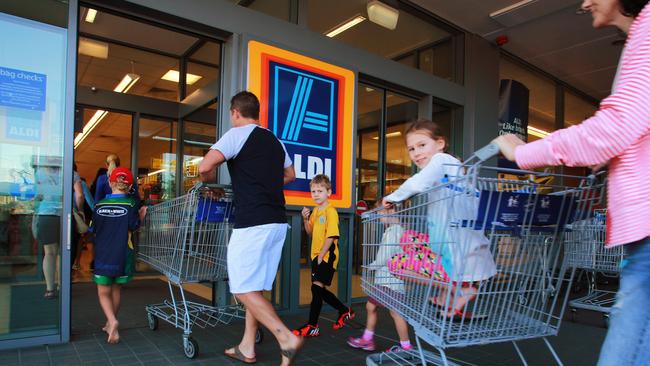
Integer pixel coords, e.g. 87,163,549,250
0,276,610,366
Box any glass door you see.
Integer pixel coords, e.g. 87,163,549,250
0,2,72,346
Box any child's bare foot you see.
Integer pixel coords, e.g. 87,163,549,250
106,321,120,344
102,322,108,333
280,333,304,366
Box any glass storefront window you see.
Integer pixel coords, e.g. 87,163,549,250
78,7,223,103
186,62,219,98
75,109,133,190
137,117,177,204
182,119,217,193
77,41,180,102
384,93,418,195
565,91,597,127
306,0,455,81
500,57,556,142
0,5,69,341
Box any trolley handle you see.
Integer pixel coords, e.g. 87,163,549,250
191,182,233,199
464,143,500,167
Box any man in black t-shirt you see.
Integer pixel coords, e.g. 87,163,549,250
199,91,302,365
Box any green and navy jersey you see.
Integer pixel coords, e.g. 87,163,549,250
90,194,140,277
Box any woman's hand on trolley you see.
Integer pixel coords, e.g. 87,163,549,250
492,134,525,162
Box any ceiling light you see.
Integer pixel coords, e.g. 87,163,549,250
148,169,166,177
367,1,399,30
74,73,140,148
489,0,535,18
325,15,366,38
74,110,107,148
372,131,402,140
527,126,549,138
161,70,203,85
114,73,140,93
152,136,213,147
78,37,108,59
85,8,98,23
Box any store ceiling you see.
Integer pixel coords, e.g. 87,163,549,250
412,0,623,101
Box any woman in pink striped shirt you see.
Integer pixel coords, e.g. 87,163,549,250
494,1,649,364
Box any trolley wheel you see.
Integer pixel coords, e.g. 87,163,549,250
255,329,264,344
147,313,158,331
603,314,610,328
183,337,199,359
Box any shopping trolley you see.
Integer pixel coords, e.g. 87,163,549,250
361,144,605,366
138,184,261,359
564,210,625,327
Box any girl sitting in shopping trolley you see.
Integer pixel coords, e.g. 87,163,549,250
382,120,497,320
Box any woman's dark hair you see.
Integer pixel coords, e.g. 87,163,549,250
620,0,648,17
405,119,449,152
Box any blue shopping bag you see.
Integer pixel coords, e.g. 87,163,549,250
195,198,235,223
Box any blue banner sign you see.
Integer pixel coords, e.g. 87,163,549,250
0,66,46,111
475,191,576,229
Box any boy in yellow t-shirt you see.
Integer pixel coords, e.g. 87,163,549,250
292,174,355,337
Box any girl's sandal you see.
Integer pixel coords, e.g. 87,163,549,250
44,290,57,300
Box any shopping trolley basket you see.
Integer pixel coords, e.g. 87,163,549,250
564,210,625,327
361,144,605,366
138,184,260,358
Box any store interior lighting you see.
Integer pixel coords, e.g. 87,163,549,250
527,126,550,138
152,136,213,147
85,8,98,23
74,73,141,148
372,131,402,140
366,0,399,30
78,37,109,59
325,15,366,37
161,70,203,85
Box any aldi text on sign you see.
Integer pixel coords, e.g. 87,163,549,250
248,41,354,208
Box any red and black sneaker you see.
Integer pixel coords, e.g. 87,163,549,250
292,324,320,337
332,308,356,330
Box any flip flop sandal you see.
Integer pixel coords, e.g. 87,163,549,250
225,346,257,364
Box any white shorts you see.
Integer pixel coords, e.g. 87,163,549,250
227,223,288,294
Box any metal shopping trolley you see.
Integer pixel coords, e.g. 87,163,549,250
138,184,261,359
564,210,625,327
361,144,605,366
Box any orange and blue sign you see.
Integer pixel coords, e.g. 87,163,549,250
248,41,355,208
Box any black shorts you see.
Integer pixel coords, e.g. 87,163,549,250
311,257,336,286
35,215,60,245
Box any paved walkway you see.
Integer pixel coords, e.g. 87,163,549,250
0,279,608,366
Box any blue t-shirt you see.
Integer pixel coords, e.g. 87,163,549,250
91,194,140,277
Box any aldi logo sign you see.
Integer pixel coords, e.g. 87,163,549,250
273,64,336,150
248,41,354,208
